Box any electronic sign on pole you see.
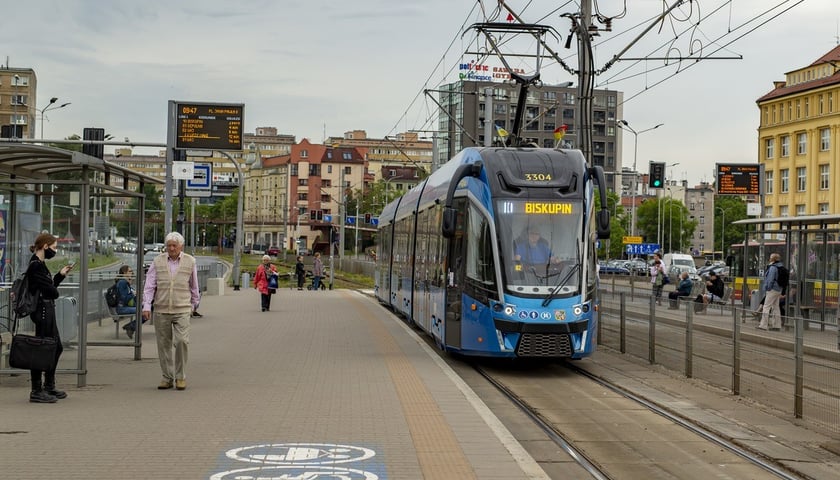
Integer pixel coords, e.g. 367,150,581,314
174,102,243,151
716,163,763,196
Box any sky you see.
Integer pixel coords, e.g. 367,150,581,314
2,0,838,186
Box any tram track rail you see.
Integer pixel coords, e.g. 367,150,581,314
473,361,804,480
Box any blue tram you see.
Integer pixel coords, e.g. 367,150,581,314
375,146,610,358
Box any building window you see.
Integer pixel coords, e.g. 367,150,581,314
780,169,789,193
820,164,830,190
781,135,790,157
819,203,829,214
765,138,774,159
297,193,308,201
290,164,298,176
819,95,824,114
344,166,352,174
830,93,834,113
805,98,810,117
300,150,308,158
796,204,806,216
796,99,801,118
788,101,792,119
797,132,806,154
699,215,704,225
327,165,332,174
562,92,575,104
545,108,555,118
820,128,830,151
779,205,789,217
764,206,773,217
765,170,774,194
797,167,806,191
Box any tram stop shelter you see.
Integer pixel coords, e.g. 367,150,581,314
0,143,161,387
732,214,840,335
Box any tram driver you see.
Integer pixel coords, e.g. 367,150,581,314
514,226,560,265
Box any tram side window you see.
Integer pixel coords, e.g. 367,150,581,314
465,206,497,298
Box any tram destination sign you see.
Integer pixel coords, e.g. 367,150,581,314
175,102,243,151
716,163,763,196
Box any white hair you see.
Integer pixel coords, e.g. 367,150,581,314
164,232,185,246
262,255,271,261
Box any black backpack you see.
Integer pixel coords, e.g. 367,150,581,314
105,282,120,308
776,265,789,292
11,261,39,317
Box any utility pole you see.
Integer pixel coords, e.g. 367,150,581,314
339,168,345,270
577,0,594,164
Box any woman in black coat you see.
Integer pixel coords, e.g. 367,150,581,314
295,255,306,291
25,233,74,403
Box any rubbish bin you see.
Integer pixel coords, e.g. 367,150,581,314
241,272,250,288
750,288,763,313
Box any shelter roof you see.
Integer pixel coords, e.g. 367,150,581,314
733,215,840,227
0,143,162,184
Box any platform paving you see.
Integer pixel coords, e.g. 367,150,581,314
0,288,544,480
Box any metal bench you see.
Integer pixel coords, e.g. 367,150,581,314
108,306,135,339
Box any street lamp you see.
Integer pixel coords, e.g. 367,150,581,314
38,97,71,139
716,206,726,260
383,174,404,205
617,120,663,236
656,162,679,249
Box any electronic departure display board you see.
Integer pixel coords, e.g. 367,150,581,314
716,163,762,196
175,102,243,151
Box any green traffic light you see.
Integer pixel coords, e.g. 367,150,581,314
653,180,661,187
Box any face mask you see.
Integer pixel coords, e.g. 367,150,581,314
44,248,57,260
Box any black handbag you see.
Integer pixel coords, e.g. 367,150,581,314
8,313,57,371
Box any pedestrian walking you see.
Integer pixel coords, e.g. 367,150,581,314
758,253,786,331
312,252,324,290
22,233,75,403
650,259,665,306
254,255,278,311
295,255,306,290
142,232,200,391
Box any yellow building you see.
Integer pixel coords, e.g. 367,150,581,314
757,45,840,217
0,68,37,139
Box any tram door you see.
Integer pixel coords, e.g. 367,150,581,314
444,198,467,348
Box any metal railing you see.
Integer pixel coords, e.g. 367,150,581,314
597,282,840,438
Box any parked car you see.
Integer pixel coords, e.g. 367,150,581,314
267,245,281,256
599,261,630,276
622,258,649,275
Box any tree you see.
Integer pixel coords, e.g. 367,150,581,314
636,196,696,254
594,190,628,259
714,197,748,257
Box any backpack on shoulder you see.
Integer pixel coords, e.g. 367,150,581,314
105,282,120,308
776,265,789,293
11,261,40,317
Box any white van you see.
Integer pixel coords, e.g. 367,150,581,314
662,253,700,281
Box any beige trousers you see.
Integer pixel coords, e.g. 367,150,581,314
154,311,191,381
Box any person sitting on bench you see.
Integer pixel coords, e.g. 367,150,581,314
668,272,693,309
694,271,725,312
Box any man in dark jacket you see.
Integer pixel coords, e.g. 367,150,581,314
667,272,693,309
702,271,725,304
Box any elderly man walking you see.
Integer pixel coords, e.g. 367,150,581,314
142,232,201,391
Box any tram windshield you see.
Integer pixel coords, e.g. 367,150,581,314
496,199,582,295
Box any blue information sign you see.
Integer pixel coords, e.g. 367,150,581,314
346,217,355,225
625,243,660,255
323,214,332,223
371,218,379,226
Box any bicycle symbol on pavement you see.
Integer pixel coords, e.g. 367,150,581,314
210,443,382,479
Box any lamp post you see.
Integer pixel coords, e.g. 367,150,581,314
12,74,20,139
38,97,71,139
656,162,679,249
383,174,404,204
617,121,663,236
716,206,726,260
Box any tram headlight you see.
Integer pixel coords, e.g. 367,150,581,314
503,305,516,316
573,306,583,316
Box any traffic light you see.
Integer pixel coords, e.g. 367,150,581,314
649,161,665,188
364,213,372,223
